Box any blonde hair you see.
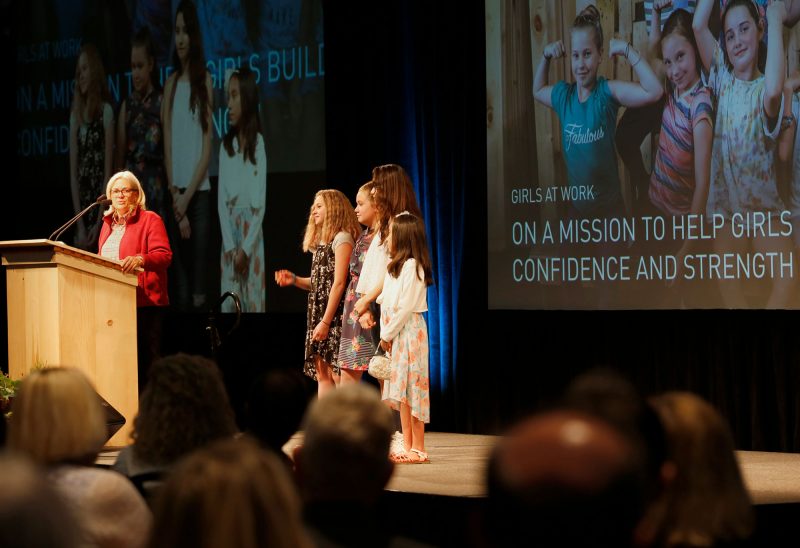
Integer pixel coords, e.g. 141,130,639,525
302,189,360,252
8,367,107,465
71,44,109,125
104,170,147,216
150,437,312,548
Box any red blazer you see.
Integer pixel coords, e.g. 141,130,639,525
98,209,172,307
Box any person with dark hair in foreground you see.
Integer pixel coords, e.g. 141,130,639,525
294,383,432,548
0,453,82,548
563,367,670,508
149,437,312,548
113,353,238,505
243,367,310,468
647,392,754,547
484,410,647,548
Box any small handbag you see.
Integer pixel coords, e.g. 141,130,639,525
368,344,392,380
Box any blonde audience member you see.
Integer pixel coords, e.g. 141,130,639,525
8,367,151,548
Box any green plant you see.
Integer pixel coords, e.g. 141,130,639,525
0,371,19,416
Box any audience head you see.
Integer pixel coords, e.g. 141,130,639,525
295,384,394,503
8,367,107,465
244,367,309,455
563,367,669,503
133,353,238,466
0,453,81,548
648,391,754,547
485,410,646,547
150,437,310,548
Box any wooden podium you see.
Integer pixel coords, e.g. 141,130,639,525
1,239,138,446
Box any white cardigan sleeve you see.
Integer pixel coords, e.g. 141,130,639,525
380,260,427,342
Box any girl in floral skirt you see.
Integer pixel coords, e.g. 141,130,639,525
379,213,433,463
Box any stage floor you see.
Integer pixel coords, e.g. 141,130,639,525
287,431,800,504
100,431,800,505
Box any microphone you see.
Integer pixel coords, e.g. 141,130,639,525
49,194,112,242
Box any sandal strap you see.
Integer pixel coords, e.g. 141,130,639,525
410,448,428,459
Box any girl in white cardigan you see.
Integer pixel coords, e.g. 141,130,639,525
379,212,434,464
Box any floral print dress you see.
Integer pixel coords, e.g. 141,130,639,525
337,227,377,371
303,232,353,379
705,44,785,218
379,259,430,423
124,89,166,219
74,103,112,250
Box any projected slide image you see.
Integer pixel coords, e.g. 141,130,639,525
486,0,800,310
17,0,325,313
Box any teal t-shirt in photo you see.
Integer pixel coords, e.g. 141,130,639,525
551,77,622,215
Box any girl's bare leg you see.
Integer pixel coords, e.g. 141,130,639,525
315,356,336,397
339,369,363,385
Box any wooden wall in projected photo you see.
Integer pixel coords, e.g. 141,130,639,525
486,0,800,254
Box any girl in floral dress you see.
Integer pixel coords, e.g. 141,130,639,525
337,181,380,384
379,213,434,464
275,190,360,396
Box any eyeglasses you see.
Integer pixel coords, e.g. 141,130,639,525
111,188,137,196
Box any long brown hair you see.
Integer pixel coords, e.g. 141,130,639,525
371,164,422,241
149,438,311,548
661,9,702,83
71,44,109,125
387,213,433,285
302,189,360,252
132,354,238,466
167,0,210,132
648,392,754,547
223,66,262,165
721,0,766,72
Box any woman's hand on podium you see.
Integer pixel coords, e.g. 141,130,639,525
121,255,144,273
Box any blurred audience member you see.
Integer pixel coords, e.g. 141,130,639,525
0,453,81,548
243,367,310,467
485,410,646,547
295,383,430,548
7,367,151,548
149,437,311,548
113,353,238,504
646,392,754,548
563,367,671,506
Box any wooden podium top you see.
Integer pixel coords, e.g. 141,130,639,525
0,239,138,286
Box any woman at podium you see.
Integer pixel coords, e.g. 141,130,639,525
98,171,172,391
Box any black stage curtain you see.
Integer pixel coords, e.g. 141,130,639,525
323,0,800,452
